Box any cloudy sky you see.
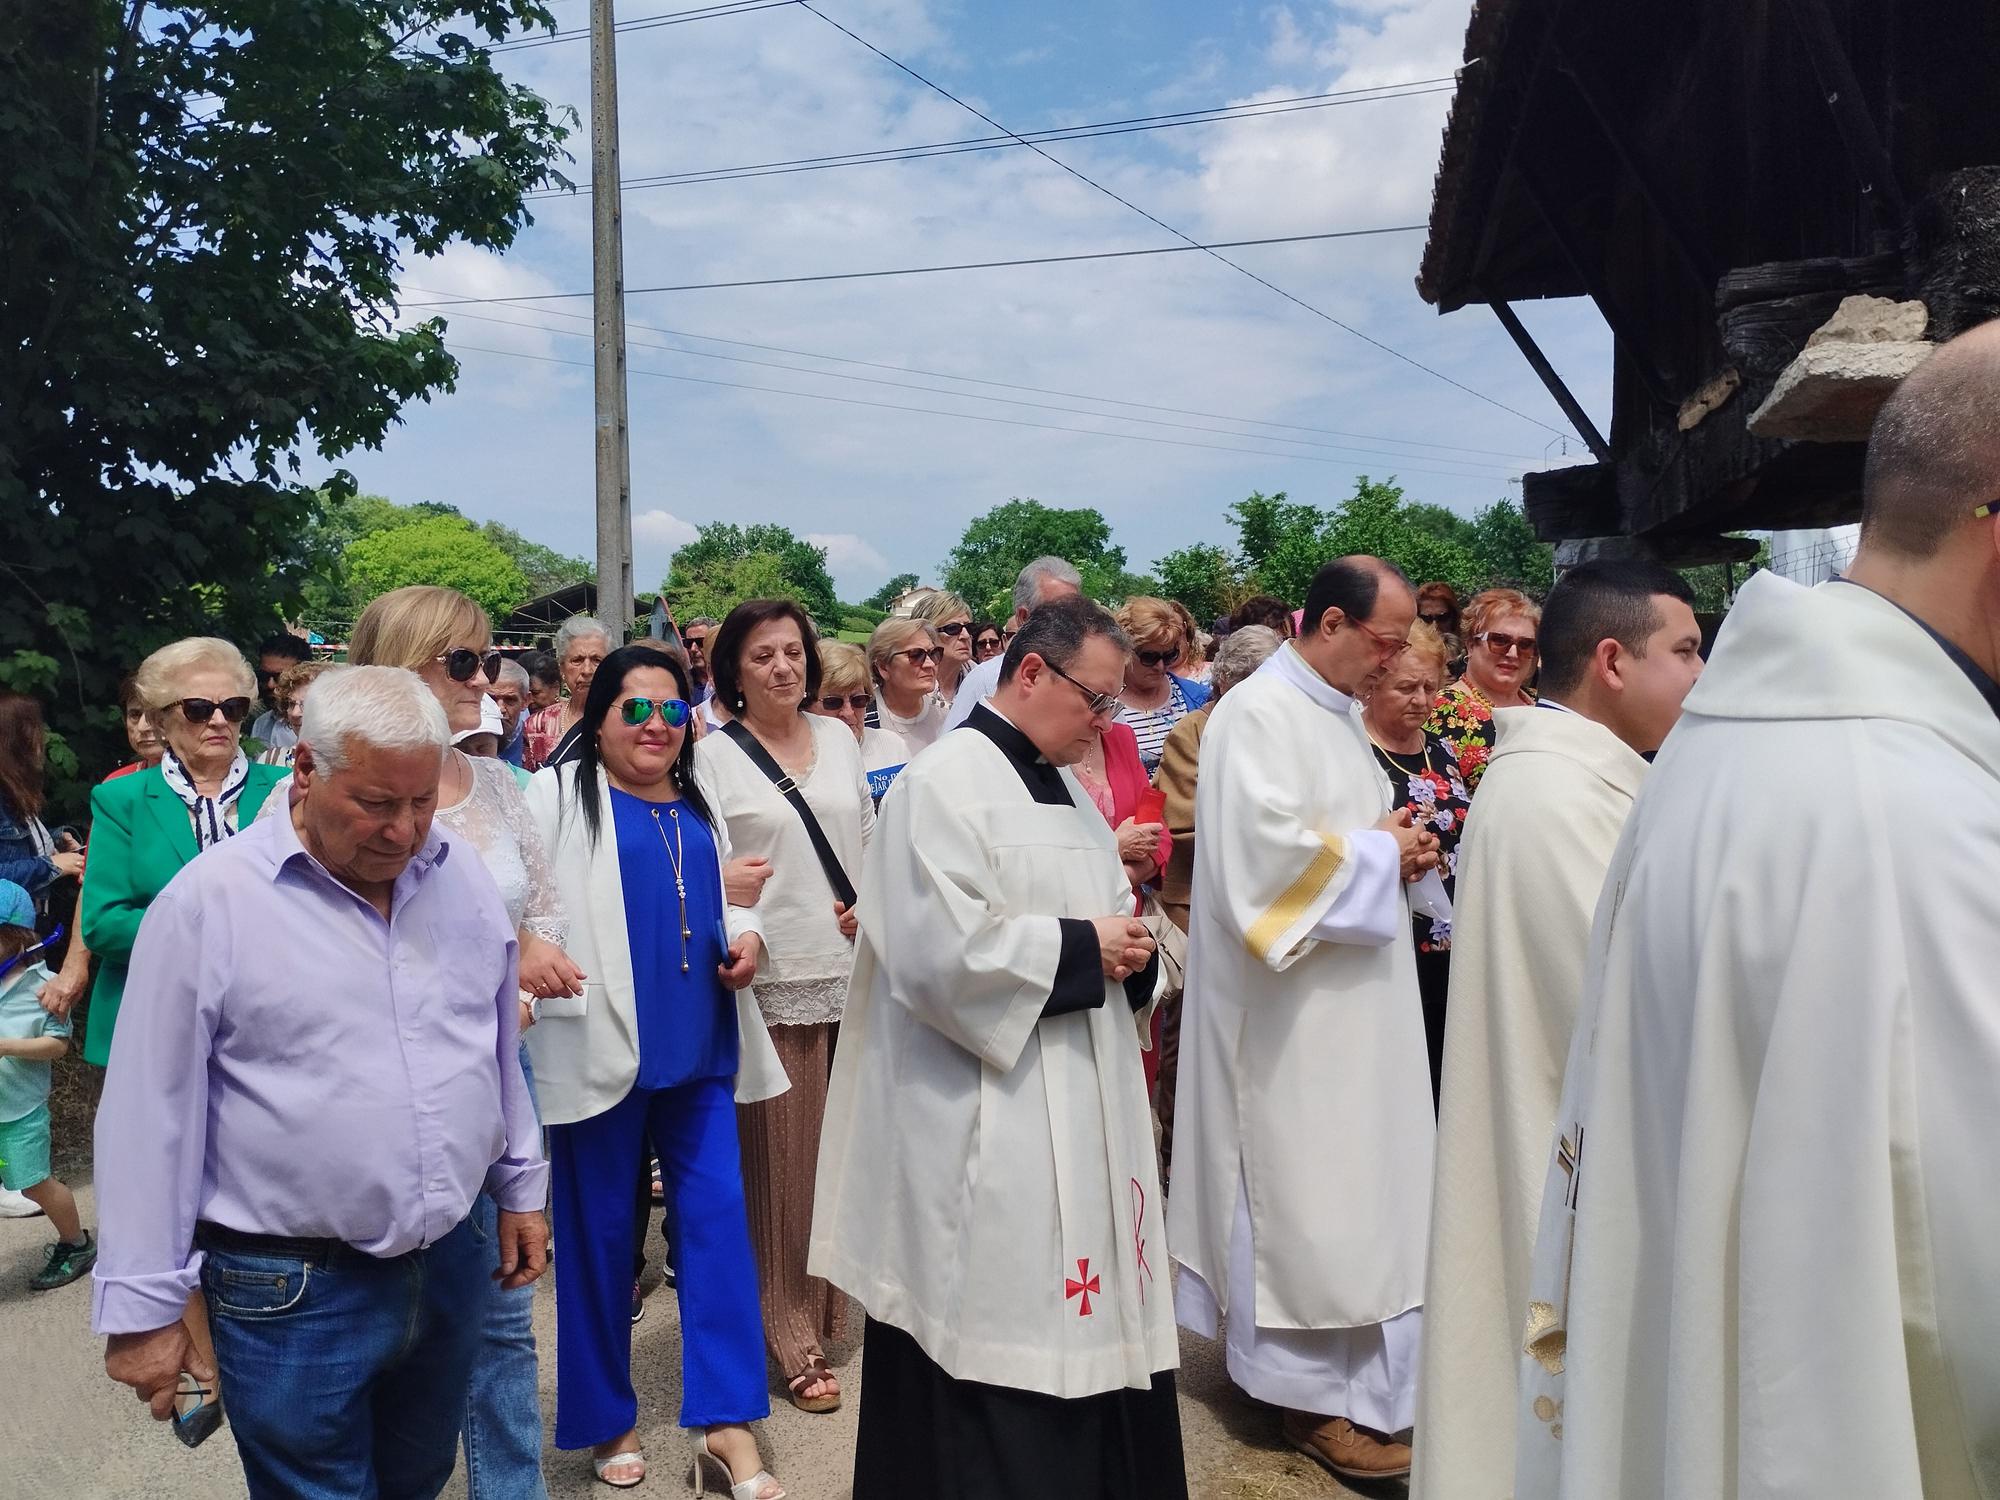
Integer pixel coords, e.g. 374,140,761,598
367,0,1613,601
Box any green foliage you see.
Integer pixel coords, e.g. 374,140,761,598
343,515,531,618
1152,544,1241,624
1681,539,1771,613
664,524,841,630
479,521,595,598
1469,499,1556,594
941,498,1132,620
0,0,571,814
842,605,888,631
864,573,921,611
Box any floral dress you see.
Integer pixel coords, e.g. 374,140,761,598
1425,679,1532,793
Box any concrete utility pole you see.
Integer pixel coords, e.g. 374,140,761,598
589,0,633,634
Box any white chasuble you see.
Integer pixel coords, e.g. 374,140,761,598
809,709,1176,1397
1514,574,2000,1500
1169,644,1434,1341
1410,705,1646,1500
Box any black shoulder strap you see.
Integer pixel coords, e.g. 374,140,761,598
719,719,858,909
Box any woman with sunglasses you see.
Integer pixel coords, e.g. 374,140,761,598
698,600,873,1417
1113,596,1213,775
810,641,910,805
1426,587,1542,792
911,589,976,702
969,620,1004,663
524,643,788,1496
863,617,947,754
78,638,287,1066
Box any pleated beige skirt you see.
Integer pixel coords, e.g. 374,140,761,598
736,1019,847,1382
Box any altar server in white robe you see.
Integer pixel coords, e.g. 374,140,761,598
810,595,1184,1500
1410,560,1703,1500
1515,321,2000,1500
1171,556,1441,1483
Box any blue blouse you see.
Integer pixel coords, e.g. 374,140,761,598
610,788,738,1089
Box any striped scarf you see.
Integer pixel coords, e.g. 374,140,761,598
159,749,251,850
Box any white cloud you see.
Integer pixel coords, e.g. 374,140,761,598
633,508,700,549
808,531,892,594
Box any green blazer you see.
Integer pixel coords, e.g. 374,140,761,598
79,762,286,1066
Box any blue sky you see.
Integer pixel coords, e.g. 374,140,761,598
366,0,1612,600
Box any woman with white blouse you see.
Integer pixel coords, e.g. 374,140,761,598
863,616,947,754
697,600,874,1415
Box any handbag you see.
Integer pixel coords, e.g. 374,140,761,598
719,720,858,909
1137,890,1188,1000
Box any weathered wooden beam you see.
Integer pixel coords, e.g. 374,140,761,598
1778,0,1909,230
1523,460,1618,541
1714,254,1902,312
1909,166,2000,340
1488,300,1612,463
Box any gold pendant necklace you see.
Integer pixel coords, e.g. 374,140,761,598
651,806,692,973
1365,727,1434,778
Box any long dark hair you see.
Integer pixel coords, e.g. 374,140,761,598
0,692,47,821
567,644,715,849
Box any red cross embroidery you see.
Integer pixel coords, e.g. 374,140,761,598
1064,1258,1100,1316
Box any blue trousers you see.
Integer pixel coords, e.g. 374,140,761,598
547,1077,769,1448
200,1215,489,1500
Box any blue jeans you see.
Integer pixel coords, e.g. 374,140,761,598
462,1044,549,1500
200,1215,491,1499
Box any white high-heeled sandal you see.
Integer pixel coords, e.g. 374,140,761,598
690,1429,786,1500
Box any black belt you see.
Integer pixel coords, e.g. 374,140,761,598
194,1221,351,1263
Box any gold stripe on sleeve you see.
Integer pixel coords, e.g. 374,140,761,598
1245,832,1348,964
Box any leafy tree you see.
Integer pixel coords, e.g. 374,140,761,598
1152,544,1242,624
1228,491,1324,574
864,573,920,611
0,0,569,809
666,524,840,629
665,552,799,626
942,498,1131,620
1468,499,1554,593
479,521,594,598
344,516,530,618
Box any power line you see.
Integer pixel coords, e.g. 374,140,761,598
397,286,1541,459
445,340,1526,482
397,226,1426,306
490,0,798,52
410,304,1525,475
796,0,1570,441
527,81,1456,198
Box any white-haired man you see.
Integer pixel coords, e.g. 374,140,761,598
93,665,548,1497
489,655,531,768
941,556,1083,731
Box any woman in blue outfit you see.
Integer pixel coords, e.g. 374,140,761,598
524,644,791,1498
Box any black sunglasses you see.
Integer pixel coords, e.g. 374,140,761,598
435,648,502,683
176,696,252,724
819,693,871,712
895,647,946,666
1135,646,1183,668
617,696,691,728
934,621,970,637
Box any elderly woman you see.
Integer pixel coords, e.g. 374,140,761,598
911,589,975,702
1149,624,1280,1185
79,641,287,1066
698,600,872,1415
809,641,910,804
256,660,335,768
525,643,787,1497
864,616,947,754
1363,620,1472,1112
1427,586,1541,791
1114,595,1213,774
524,614,615,771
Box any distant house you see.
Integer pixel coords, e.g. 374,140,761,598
886,587,936,619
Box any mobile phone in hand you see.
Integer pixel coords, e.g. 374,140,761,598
172,1371,224,1449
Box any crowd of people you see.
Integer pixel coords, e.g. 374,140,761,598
3,321,1995,1499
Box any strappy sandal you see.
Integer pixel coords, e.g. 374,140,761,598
593,1446,647,1488
692,1430,786,1498
784,1354,841,1413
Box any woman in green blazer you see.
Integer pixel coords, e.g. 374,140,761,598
80,638,288,1066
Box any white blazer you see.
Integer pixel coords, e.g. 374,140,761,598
523,761,790,1126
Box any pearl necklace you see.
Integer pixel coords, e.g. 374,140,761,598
650,805,692,973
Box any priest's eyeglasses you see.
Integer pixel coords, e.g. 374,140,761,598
1043,659,1121,719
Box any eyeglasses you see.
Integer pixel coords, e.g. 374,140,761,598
1043,659,1121,719
1417,611,1453,625
175,697,252,724
894,647,946,667
1135,646,1182,669
617,696,691,728
934,621,970,637
819,693,872,712
435,648,502,683
1347,617,1409,660
1472,631,1538,658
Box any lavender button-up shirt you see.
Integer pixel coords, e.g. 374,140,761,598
90,808,546,1335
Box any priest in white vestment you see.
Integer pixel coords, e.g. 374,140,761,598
810,596,1184,1500
1410,560,1703,1500
1515,324,2000,1500
1171,556,1441,1483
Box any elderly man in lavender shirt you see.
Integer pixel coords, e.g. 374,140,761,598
92,665,549,1500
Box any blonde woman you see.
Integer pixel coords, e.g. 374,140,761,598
1426,586,1541,791
1113,596,1212,774
864,617,947,754
910,589,975,701
809,641,911,804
